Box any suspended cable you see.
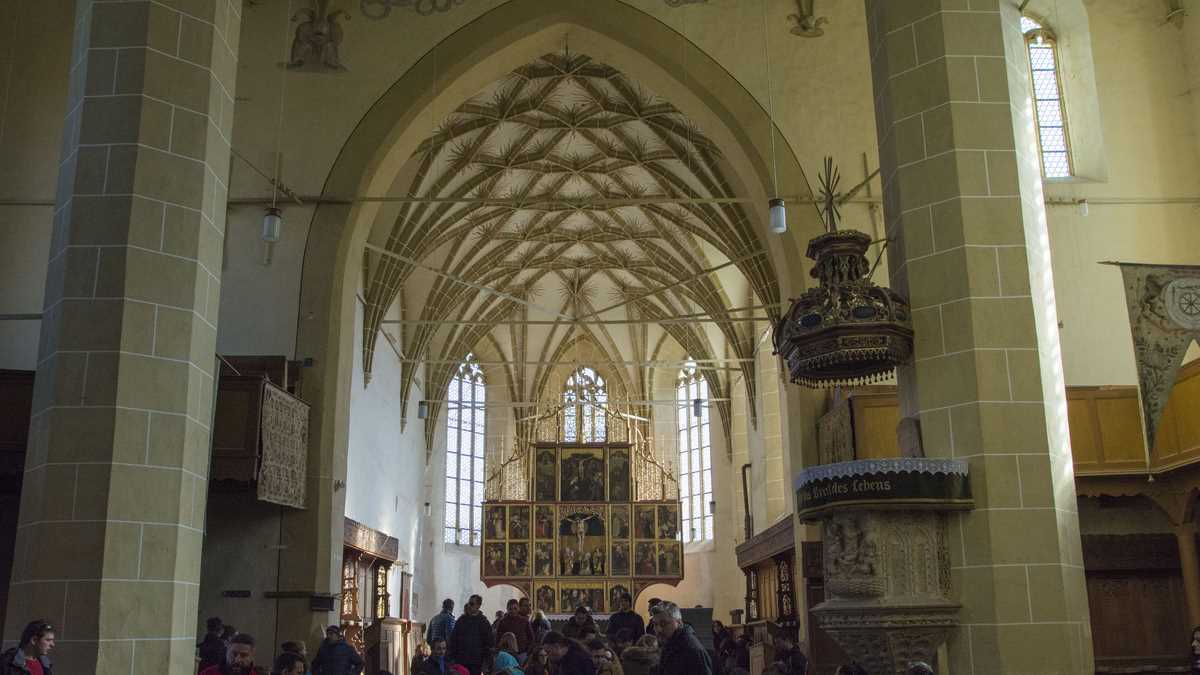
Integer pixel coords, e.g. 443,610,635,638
760,0,786,233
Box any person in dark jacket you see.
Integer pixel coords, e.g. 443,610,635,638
540,632,595,675
770,636,807,675
428,600,458,644
562,606,598,641
199,617,228,671
449,594,495,675
605,593,645,642
419,639,451,675
495,599,535,656
201,633,267,675
1,620,54,675
274,652,308,675
312,626,363,675
652,602,711,675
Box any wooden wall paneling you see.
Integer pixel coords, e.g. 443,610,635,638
209,375,264,486
1086,572,1188,661
849,390,902,460
1065,392,1101,468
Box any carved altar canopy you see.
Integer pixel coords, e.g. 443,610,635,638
1107,262,1200,457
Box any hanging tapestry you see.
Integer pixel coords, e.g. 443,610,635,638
258,381,310,508
1110,262,1200,454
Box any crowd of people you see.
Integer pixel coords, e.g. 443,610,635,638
0,604,937,675
413,593,710,675
193,616,364,675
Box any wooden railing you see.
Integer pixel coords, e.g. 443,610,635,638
837,359,1200,477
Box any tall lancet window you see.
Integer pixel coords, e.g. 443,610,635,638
677,362,712,542
1022,15,1072,178
563,366,607,443
445,354,485,546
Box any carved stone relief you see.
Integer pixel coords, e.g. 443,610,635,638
288,0,349,70
814,510,958,674
788,0,829,37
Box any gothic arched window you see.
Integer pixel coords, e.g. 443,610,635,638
445,354,484,546
563,366,607,443
1022,15,1072,178
677,363,713,542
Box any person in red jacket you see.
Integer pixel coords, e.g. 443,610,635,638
494,599,534,658
200,633,266,675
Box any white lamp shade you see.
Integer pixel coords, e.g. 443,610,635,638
769,198,787,234
262,208,283,243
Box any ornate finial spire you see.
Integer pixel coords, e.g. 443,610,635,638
819,156,841,232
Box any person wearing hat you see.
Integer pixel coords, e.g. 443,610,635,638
312,625,363,675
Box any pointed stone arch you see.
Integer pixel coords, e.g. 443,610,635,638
285,0,823,642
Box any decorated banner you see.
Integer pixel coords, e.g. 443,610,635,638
258,381,310,508
1107,262,1200,455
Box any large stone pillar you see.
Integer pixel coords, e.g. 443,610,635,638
863,2,1093,673
4,2,240,673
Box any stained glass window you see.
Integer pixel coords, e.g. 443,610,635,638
563,366,607,442
445,354,485,546
677,362,712,542
1023,16,1072,178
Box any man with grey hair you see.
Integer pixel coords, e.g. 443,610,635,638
651,601,712,675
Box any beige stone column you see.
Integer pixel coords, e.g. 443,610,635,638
4,2,240,673
863,1,1093,673
1174,522,1200,629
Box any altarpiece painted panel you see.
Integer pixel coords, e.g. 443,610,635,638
481,441,683,614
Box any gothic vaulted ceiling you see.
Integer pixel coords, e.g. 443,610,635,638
359,50,782,446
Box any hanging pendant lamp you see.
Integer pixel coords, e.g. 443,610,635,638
772,158,913,387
